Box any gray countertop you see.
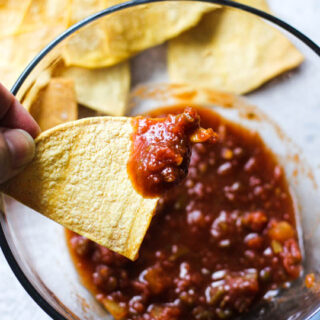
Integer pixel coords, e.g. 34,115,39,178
0,1,319,319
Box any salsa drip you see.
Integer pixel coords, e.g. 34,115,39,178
128,107,217,197
67,106,302,320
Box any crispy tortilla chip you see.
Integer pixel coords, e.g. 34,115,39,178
0,0,32,38
28,78,78,130
53,62,130,116
67,0,106,25
21,68,52,110
62,2,218,68
18,0,69,31
15,49,63,104
0,0,68,90
168,0,304,94
1,117,158,260
0,25,65,89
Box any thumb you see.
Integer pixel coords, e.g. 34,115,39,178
0,128,35,184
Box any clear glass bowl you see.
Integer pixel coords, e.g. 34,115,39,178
1,1,320,319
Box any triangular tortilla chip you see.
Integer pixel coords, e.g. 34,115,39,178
28,78,78,131
0,117,158,260
168,0,304,94
62,2,218,68
53,61,130,116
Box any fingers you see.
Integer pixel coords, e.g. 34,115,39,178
0,83,40,138
0,128,35,184
0,83,39,183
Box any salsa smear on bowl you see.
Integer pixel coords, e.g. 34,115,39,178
67,106,302,320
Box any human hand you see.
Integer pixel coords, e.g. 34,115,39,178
0,83,40,184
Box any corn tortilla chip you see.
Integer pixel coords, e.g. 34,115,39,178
53,62,130,116
62,2,218,68
21,68,52,110
18,0,69,32
0,117,158,260
67,0,106,25
15,49,62,103
0,0,32,38
0,0,68,90
0,25,65,89
168,0,304,94
28,78,78,131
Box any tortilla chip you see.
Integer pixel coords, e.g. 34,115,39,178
0,0,69,90
67,0,106,25
18,0,69,32
0,25,65,89
53,62,130,116
0,0,32,38
20,68,52,110
168,0,304,94
28,78,78,131
62,2,218,68
0,117,158,260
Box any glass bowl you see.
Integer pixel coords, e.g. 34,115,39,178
1,1,320,319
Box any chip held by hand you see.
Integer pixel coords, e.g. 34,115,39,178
1,117,157,260
0,110,216,260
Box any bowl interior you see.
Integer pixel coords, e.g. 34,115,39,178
1,2,320,319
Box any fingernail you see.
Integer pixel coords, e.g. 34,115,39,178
3,129,36,169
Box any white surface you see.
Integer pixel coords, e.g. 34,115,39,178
0,1,319,319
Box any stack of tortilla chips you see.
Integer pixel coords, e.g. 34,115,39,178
0,0,303,123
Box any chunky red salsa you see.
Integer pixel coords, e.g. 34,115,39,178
67,106,302,320
128,107,217,197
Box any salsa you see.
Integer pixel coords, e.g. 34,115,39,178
128,107,217,197
67,106,302,320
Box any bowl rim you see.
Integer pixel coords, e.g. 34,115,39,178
1,0,320,319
